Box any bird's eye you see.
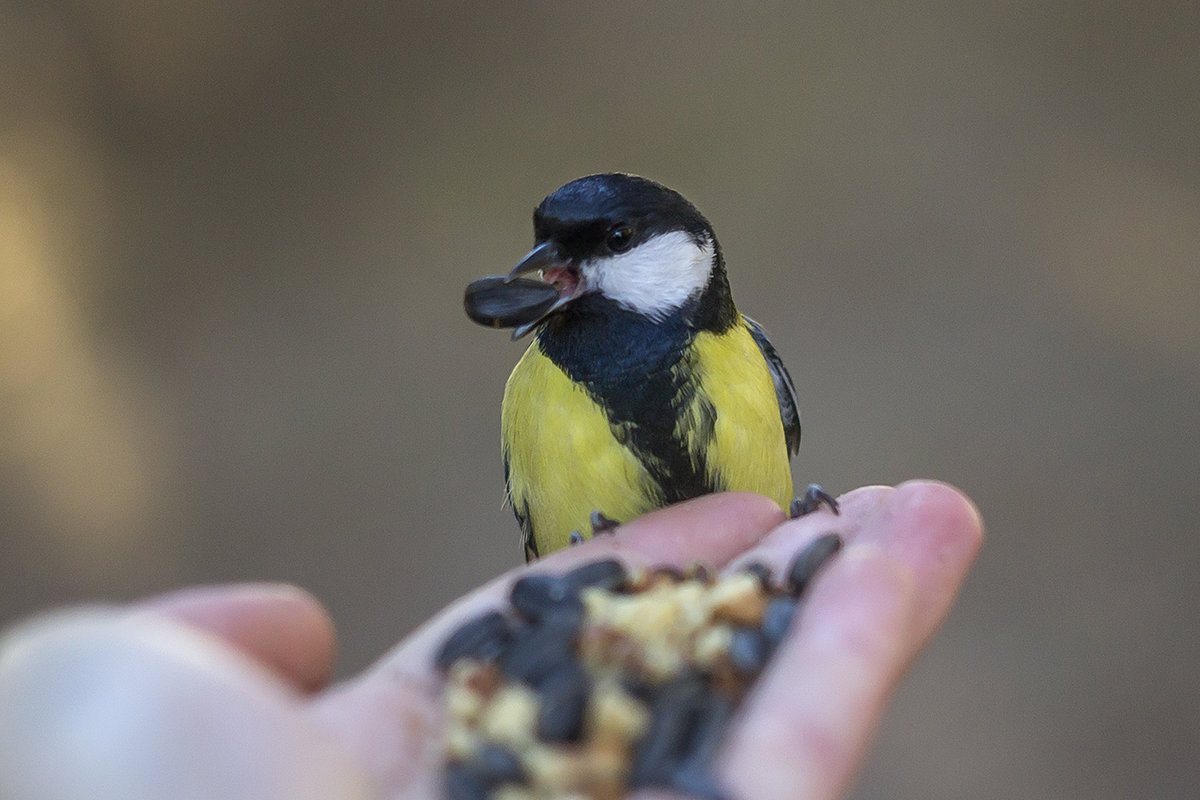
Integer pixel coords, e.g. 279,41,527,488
606,225,634,253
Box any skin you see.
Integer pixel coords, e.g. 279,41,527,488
0,480,982,800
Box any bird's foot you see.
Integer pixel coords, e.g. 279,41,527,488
789,484,840,518
590,510,621,536
568,512,620,547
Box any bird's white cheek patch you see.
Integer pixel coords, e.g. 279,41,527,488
584,231,713,319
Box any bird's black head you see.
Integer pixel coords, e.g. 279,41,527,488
532,173,715,261
464,174,737,338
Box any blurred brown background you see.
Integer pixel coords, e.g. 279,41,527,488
2,2,1197,798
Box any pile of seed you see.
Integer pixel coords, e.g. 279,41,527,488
435,533,843,800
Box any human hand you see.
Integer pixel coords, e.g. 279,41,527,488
0,481,982,800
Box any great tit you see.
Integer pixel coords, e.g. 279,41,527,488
466,174,835,561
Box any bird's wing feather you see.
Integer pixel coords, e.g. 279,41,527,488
503,451,538,560
744,316,802,457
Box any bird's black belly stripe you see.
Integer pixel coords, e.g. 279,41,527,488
536,294,716,502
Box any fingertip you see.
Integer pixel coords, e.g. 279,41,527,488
834,483,896,509
831,484,892,527
136,583,338,693
891,479,986,559
858,481,984,650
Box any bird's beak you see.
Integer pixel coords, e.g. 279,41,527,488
464,240,587,340
506,240,566,281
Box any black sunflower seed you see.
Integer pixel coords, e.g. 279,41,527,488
509,574,582,622
620,673,656,705
786,532,843,596
563,558,629,593
668,766,734,800
443,762,488,800
465,742,524,786
500,606,583,688
761,595,799,649
727,627,770,678
464,275,559,329
535,661,591,743
678,689,735,767
629,672,708,787
739,561,774,591
435,610,513,670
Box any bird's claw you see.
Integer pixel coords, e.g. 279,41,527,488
567,512,618,548
590,510,621,535
789,484,840,518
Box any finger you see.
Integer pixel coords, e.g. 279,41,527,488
134,583,337,693
722,547,913,800
852,480,984,651
587,490,787,567
729,480,983,653
719,481,983,800
0,610,372,800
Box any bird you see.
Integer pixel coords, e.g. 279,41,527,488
464,173,836,561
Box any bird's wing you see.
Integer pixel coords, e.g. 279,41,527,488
504,451,539,561
744,316,802,457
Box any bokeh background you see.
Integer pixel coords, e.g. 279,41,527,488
3,3,1197,798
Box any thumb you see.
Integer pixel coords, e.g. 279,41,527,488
0,609,374,800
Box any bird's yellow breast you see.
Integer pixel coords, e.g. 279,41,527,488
501,316,793,556
685,323,794,505
501,344,657,553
